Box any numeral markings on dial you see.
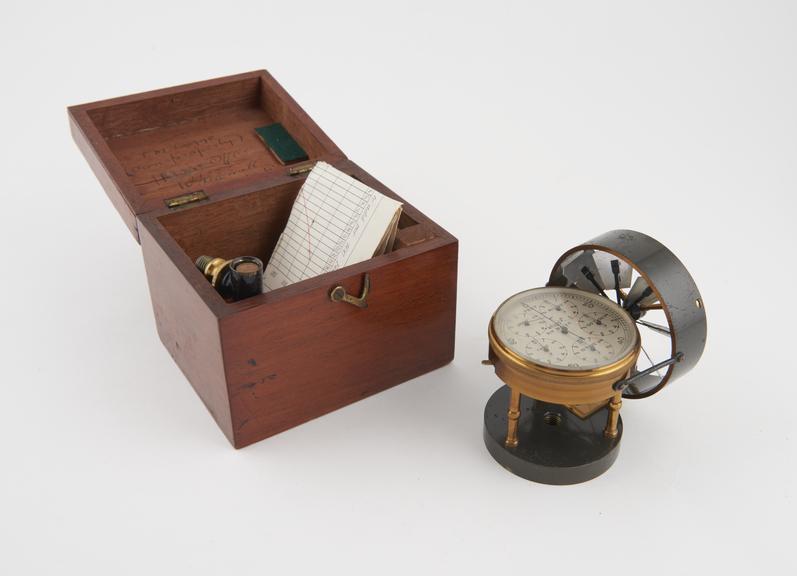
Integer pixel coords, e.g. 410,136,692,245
495,287,637,370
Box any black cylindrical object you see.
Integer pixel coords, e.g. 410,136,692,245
195,255,263,302
223,256,264,302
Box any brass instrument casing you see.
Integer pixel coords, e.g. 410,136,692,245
487,317,641,406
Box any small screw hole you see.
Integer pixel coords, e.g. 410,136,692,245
543,411,562,426
695,298,703,309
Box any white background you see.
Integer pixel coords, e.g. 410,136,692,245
2,1,795,574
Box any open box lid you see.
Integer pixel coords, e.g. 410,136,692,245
69,70,346,242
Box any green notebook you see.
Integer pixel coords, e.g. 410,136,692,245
254,123,309,164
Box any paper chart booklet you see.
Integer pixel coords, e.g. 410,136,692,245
263,162,403,291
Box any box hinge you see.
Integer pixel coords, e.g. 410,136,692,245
164,189,208,209
288,162,316,176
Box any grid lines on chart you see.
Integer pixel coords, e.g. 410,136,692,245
263,162,385,289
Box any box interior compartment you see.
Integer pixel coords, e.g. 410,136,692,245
157,174,437,298
158,178,302,266
73,70,443,309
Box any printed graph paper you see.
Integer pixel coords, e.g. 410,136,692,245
263,162,402,291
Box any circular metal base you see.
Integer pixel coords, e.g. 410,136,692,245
483,386,622,485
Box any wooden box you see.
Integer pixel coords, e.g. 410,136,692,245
69,70,458,448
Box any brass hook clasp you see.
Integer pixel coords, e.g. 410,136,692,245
330,274,370,308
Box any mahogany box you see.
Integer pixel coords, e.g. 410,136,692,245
69,70,458,448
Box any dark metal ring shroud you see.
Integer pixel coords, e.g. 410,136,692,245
548,229,707,398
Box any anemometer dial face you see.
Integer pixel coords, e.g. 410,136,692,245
493,287,638,371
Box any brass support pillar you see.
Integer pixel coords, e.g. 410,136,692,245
604,392,622,439
505,388,521,448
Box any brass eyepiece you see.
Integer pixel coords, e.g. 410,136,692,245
196,256,230,287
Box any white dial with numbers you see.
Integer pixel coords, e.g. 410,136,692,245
493,286,638,370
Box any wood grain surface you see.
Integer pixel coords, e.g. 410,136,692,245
72,71,459,448
69,70,345,241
